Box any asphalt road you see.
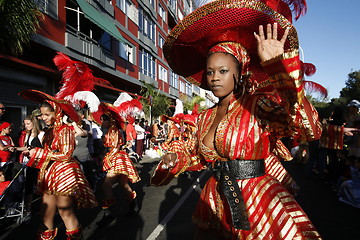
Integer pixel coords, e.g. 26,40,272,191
1,157,360,240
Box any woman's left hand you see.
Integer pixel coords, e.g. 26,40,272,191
29,148,36,158
254,23,289,62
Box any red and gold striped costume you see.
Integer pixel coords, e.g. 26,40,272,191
102,124,140,183
30,105,97,209
154,50,322,239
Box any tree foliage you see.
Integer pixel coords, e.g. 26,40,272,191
0,0,43,55
180,94,207,113
339,70,360,104
139,81,172,122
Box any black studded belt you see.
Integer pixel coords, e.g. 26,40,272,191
212,159,265,230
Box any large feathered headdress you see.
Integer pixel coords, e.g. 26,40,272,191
113,92,143,124
53,52,109,112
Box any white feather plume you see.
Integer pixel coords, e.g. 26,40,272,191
174,99,184,116
113,92,133,107
71,91,100,112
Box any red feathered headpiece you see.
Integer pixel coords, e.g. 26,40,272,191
53,52,109,112
182,104,200,127
113,92,143,124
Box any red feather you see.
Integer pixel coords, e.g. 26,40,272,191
282,0,307,20
303,80,328,98
261,0,307,21
53,52,110,100
301,62,316,77
116,99,143,124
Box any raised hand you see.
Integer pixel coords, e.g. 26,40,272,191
254,23,289,62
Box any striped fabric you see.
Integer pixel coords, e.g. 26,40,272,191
319,124,344,150
34,125,97,209
193,175,321,240
102,124,140,183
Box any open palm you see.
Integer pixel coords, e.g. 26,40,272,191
254,23,289,62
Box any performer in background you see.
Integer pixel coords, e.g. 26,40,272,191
20,90,97,240
92,94,142,215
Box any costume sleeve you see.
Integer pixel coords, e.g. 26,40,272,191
151,118,206,186
29,125,75,168
319,123,344,150
259,50,322,141
261,50,303,106
104,125,123,155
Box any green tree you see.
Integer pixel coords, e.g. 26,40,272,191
0,0,43,55
180,94,207,113
340,70,360,104
139,81,172,122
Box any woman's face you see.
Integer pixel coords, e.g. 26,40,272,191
40,106,56,126
2,126,12,135
24,119,34,131
101,116,110,129
0,171,5,182
206,52,239,99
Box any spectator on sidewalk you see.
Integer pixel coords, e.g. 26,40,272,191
126,120,136,152
134,119,145,159
0,102,6,123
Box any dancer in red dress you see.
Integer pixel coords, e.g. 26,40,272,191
92,96,142,213
20,90,97,240
152,0,324,239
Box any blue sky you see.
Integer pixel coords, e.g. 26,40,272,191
293,1,360,99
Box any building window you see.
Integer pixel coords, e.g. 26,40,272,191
180,81,185,93
169,71,179,88
35,0,58,19
149,0,155,8
158,65,168,82
139,8,156,43
194,85,200,94
119,42,135,64
139,49,156,79
158,4,166,22
186,81,192,95
66,3,111,49
116,0,131,14
169,0,176,10
178,9,184,20
99,32,112,51
158,34,165,48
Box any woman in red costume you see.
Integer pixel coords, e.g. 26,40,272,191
152,0,324,239
20,90,97,240
93,102,140,212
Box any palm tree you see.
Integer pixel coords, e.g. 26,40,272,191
0,0,43,55
139,81,172,122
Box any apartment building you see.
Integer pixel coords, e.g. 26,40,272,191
0,0,216,137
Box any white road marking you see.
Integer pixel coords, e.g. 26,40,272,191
146,170,208,240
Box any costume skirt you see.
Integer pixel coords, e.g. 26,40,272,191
102,150,140,183
193,174,322,240
39,160,97,209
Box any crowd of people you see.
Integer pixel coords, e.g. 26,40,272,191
0,96,177,239
294,100,360,209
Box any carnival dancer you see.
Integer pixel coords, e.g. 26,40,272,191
20,90,97,240
92,93,141,215
151,0,326,239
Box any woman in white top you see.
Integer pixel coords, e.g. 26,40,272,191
16,114,45,214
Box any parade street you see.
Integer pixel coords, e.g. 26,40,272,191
1,157,360,240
